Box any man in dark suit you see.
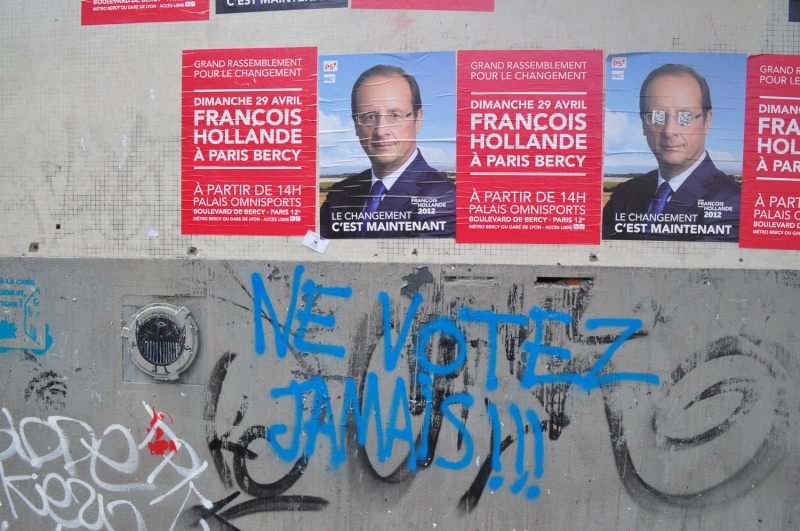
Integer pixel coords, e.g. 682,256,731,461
319,64,455,239
602,64,740,241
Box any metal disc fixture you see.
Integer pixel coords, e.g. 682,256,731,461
122,303,199,381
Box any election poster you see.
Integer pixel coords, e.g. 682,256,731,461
182,47,317,236
351,0,494,11
216,0,347,14
457,50,603,244
603,52,747,242
318,52,457,239
81,0,209,25
739,54,800,249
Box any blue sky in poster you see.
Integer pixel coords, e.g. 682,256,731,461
318,51,456,176
604,52,747,175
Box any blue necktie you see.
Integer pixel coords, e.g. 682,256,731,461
648,182,673,216
361,180,386,237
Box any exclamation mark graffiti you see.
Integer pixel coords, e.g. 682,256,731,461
457,398,545,513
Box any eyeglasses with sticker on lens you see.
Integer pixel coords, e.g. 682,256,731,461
355,111,414,126
643,110,704,127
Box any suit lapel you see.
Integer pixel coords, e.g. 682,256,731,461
664,157,714,214
376,152,426,213
341,174,373,210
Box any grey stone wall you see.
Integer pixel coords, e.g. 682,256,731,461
0,258,796,529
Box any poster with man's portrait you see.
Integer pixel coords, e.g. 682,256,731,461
318,52,457,239
603,53,747,242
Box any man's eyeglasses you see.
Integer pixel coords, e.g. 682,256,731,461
355,111,414,127
642,110,704,128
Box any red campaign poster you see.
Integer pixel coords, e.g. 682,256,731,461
182,47,317,236
740,54,800,249
351,0,493,11
81,0,209,25
456,50,603,244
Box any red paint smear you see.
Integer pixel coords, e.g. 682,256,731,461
148,439,178,456
146,406,178,456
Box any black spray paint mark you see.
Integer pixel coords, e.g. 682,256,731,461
401,266,435,298
178,491,328,530
603,335,790,509
458,434,514,514
206,351,239,488
24,369,67,414
204,350,329,526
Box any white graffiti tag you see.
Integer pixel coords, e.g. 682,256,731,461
0,402,211,530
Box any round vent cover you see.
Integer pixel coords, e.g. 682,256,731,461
122,304,198,381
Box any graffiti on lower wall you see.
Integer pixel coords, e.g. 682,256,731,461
0,397,209,530
196,264,797,527
0,263,797,530
605,334,794,509
0,277,51,355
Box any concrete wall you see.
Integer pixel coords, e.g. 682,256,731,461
0,258,797,529
1,1,800,530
